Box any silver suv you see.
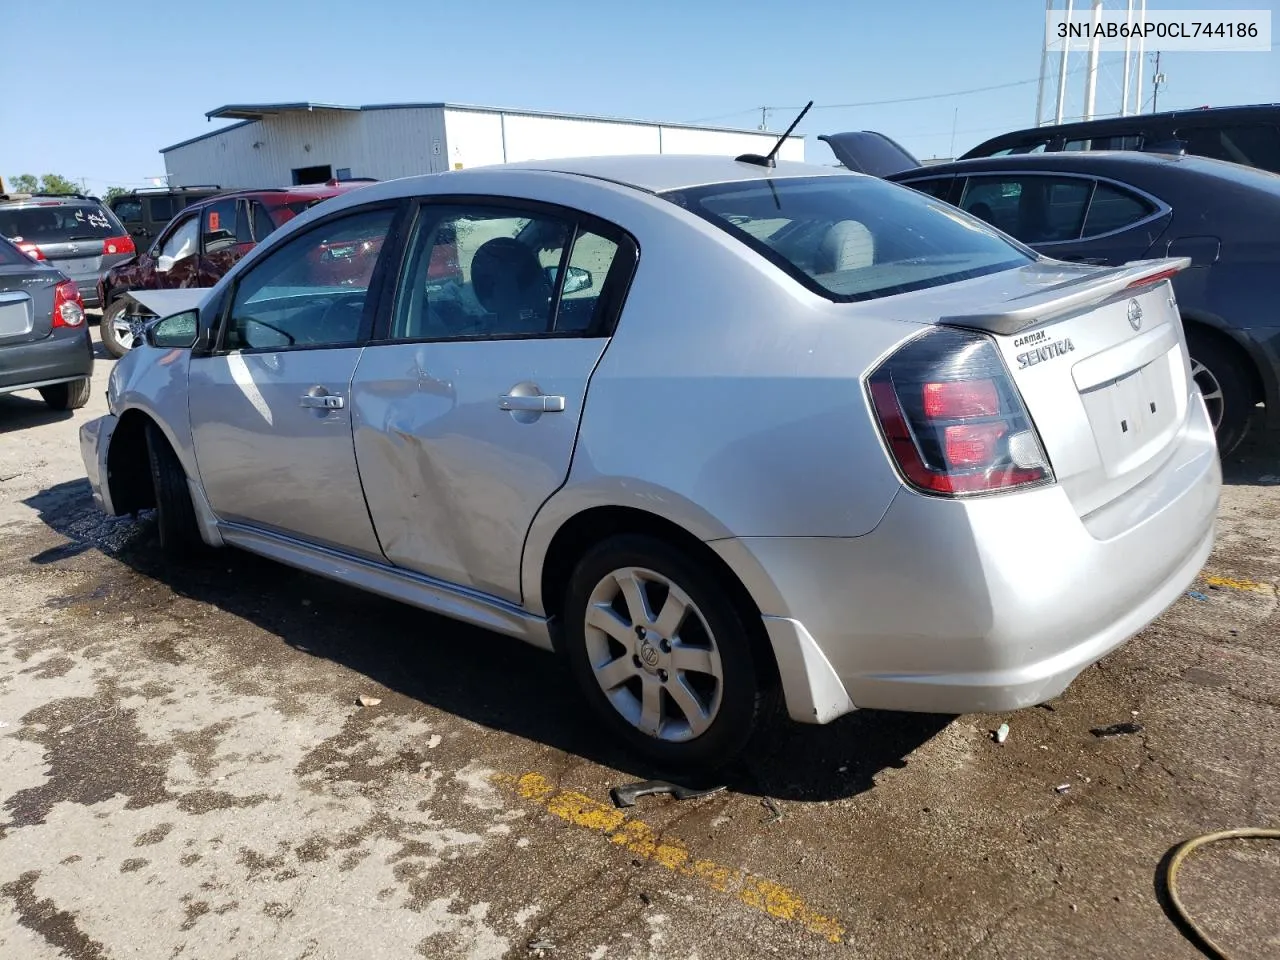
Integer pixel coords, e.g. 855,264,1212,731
0,193,135,307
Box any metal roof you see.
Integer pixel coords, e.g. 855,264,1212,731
162,102,805,154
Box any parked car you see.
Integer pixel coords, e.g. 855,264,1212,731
97,181,375,357
883,151,1280,453
107,185,224,251
79,156,1219,768
960,103,1280,174
0,193,134,307
0,234,92,410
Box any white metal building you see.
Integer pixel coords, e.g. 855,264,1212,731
160,102,805,188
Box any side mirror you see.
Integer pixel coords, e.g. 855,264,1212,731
156,254,175,273
546,265,593,295
144,309,199,349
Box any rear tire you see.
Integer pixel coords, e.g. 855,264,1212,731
101,298,137,359
1185,328,1252,456
145,421,201,556
561,534,774,770
39,378,91,410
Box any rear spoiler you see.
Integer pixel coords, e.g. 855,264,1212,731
939,257,1192,336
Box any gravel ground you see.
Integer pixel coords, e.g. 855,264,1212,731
1,325,1277,960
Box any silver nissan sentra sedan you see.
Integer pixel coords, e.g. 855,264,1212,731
80,155,1220,768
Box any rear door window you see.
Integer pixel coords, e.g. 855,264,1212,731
1174,124,1280,172
1082,183,1156,237
252,202,278,241
959,176,1092,244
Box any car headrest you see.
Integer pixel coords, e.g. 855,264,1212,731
816,220,876,274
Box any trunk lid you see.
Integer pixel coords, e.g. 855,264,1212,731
0,262,59,344
916,257,1194,517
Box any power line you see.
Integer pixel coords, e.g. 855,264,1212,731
685,72,1080,126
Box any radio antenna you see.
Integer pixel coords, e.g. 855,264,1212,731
736,100,813,168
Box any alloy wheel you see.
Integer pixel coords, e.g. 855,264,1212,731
583,566,724,742
1190,356,1225,431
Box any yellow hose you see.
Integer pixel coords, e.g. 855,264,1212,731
1163,828,1280,959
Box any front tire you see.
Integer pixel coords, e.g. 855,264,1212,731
1186,328,1252,456
101,298,139,359
39,378,91,410
145,422,201,556
561,534,773,770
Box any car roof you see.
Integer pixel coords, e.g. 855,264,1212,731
0,194,104,207
183,181,370,208
491,154,852,193
892,150,1207,178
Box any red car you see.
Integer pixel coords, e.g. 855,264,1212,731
97,181,374,357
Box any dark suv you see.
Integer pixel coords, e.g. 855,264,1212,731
960,103,1280,173
97,180,373,356
107,186,224,251
0,193,135,307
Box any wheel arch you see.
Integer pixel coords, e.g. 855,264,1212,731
105,408,158,516
1180,310,1270,409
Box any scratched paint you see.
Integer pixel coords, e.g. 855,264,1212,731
1202,574,1274,594
494,772,845,943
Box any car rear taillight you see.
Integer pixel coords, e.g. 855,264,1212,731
17,242,44,261
867,326,1053,496
103,235,135,256
52,280,85,328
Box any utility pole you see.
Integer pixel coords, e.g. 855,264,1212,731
1151,51,1164,112
1083,0,1103,120
950,107,959,158
1054,0,1073,123
759,106,770,131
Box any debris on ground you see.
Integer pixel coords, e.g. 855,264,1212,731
1090,722,1144,738
1055,783,1071,794
527,938,555,953
610,779,726,808
1186,591,1209,602
356,695,382,707
426,734,442,749
760,797,783,823
993,722,1010,744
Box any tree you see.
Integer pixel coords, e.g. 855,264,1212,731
6,173,82,195
103,187,129,202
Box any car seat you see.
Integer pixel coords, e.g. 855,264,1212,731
815,220,876,274
967,202,996,226
470,237,552,334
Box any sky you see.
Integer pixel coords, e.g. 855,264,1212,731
2,0,1276,191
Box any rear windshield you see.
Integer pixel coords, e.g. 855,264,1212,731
0,235,30,266
664,175,1031,302
0,201,122,244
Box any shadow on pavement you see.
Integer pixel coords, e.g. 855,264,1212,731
0,394,72,437
1220,413,1280,486
22,478,950,804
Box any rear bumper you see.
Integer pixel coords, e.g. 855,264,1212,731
0,329,93,395
715,394,1221,720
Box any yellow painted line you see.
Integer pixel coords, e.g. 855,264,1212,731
1202,574,1275,595
494,772,845,943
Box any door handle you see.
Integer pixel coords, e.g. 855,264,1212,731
300,394,345,409
499,394,565,413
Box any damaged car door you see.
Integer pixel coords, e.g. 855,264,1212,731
349,199,634,602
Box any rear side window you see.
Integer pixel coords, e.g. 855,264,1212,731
148,196,177,223
0,236,29,266
1175,124,1280,172
252,202,278,241
0,201,120,243
665,175,1030,303
1082,183,1155,236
